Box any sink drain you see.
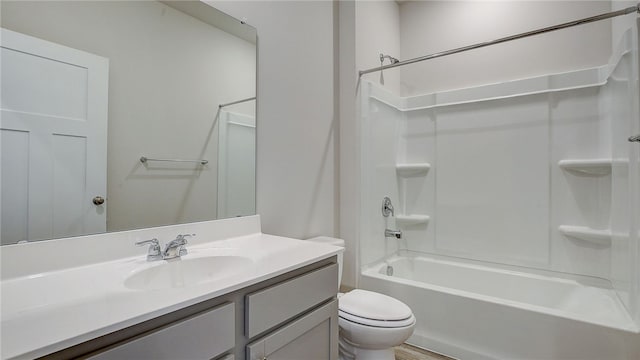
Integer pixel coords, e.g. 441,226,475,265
386,265,394,276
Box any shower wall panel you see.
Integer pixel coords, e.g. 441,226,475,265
550,87,612,278
397,109,436,255
360,85,403,266
434,96,550,267
608,41,640,318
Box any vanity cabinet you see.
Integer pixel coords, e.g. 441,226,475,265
51,258,338,360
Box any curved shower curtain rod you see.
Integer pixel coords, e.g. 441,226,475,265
359,3,640,77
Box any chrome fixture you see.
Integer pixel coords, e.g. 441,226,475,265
385,263,394,276
135,234,194,261
140,156,208,166
629,134,640,142
385,229,402,239
163,234,193,259
379,53,399,65
382,196,395,217
360,4,640,76
135,238,163,261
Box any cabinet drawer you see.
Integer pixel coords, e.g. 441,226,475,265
88,302,235,360
245,263,338,338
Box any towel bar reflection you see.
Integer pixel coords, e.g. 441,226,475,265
140,156,208,165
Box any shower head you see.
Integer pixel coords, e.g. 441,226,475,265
379,53,400,65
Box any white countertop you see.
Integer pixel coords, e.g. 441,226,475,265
1,230,341,359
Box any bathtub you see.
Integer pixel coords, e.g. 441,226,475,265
360,252,640,360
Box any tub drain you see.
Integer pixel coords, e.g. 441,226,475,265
386,265,394,276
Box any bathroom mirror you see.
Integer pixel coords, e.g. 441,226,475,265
0,1,256,245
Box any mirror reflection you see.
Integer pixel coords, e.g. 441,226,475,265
0,1,257,245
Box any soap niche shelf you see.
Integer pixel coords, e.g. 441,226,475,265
396,214,430,226
558,159,612,176
396,163,431,177
558,225,611,246
558,158,613,247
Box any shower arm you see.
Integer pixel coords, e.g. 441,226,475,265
380,53,399,65
360,4,640,76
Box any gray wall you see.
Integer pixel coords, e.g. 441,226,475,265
397,1,611,96
210,1,338,240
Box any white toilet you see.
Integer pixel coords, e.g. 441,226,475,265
308,237,416,360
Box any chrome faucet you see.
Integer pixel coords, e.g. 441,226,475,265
135,234,194,261
135,238,163,261
385,229,402,239
162,234,193,259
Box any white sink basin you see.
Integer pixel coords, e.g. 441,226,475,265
125,256,253,290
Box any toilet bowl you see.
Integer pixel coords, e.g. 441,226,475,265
307,237,415,360
338,289,416,360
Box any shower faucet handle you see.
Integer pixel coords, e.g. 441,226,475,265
382,196,395,217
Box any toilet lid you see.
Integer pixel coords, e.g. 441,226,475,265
338,289,413,321
339,310,416,328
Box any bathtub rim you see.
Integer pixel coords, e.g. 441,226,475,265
361,251,639,333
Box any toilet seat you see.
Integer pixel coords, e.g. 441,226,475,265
339,309,416,328
338,289,415,328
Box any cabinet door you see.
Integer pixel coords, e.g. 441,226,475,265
246,300,338,360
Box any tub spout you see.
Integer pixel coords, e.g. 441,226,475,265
385,229,402,239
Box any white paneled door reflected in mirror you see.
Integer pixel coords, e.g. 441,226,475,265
0,1,256,244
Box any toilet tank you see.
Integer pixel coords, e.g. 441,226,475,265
307,236,344,287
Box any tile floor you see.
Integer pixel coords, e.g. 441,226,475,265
394,344,454,360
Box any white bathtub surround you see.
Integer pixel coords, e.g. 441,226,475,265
359,27,640,359
0,215,342,359
360,45,630,274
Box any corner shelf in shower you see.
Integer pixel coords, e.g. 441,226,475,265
396,214,430,225
558,159,612,175
558,225,611,246
396,163,431,177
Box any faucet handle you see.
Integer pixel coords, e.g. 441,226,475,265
163,234,194,258
135,238,162,261
175,234,194,256
176,233,194,242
